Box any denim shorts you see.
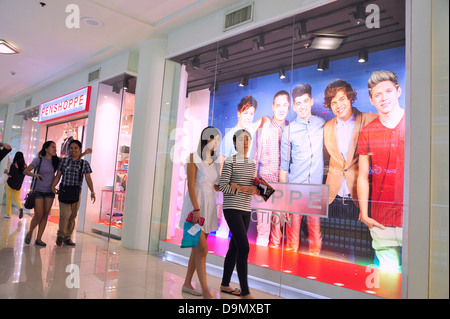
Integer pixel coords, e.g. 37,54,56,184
34,191,56,199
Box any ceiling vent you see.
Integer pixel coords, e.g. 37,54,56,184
25,97,32,107
224,3,253,31
88,68,100,83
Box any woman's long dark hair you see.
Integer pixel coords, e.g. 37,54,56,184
12,152,26,174
39,141,59,172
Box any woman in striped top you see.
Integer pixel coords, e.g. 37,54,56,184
219,129,259,299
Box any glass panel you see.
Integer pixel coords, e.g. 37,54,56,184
0,105,8,140
87,74,136,240
161,0,406,299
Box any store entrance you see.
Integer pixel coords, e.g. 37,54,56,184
45,117,88,157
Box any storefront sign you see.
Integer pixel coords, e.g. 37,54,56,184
39,86,91,123
216,183,329,218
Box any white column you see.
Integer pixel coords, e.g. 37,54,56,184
121,38,167,250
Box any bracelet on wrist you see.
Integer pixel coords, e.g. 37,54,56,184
193,209,200,212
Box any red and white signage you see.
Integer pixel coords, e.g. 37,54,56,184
39,86,91,123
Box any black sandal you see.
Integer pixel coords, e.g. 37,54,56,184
220,287,241,296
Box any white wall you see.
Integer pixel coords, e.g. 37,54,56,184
167,0,332,57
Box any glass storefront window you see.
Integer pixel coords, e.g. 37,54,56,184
0,105,8,141
158,0,407,298
86,74,136,240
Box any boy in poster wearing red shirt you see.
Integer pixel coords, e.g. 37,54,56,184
357,70,405,272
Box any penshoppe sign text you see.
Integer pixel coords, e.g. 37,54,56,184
39,86,91,123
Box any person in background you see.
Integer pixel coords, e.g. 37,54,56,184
279,84,324,255
4,152,26,220
219,129,259,299
52,140,95,247
0,142,12,162
357,70,405,272
323,80,378,261
180,126,221,299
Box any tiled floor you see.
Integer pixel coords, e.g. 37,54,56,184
0,209,285,299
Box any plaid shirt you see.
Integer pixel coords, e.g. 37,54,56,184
58,157,92,187
252,118,288,182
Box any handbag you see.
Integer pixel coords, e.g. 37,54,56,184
180,221,201,248
58,160,84,204
24,157,42,210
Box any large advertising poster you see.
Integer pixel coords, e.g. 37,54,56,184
210,46,405,276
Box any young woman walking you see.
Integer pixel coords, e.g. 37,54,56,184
219,129,259,299
180,126,221,299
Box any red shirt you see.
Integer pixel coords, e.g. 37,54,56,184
357,115,405,227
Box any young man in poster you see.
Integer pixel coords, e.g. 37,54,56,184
217,96,267,237
323,80,378,261
252,90,290,246
219,96,271,162
279,84,324,254
357,70,405,272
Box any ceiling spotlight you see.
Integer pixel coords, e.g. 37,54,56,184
81,17,104,28
192,56,200,69
252,35,265,50
0,39,19,54
358,49,368,63
308,34,345,50
317,58,329,71
349,4,366,25
279,67,286,79
238,76,248,87
294,21,307,40
219,47,229,62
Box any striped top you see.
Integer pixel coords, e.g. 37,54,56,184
219,155,256,212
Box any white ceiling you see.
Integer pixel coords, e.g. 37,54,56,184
0,0,241,104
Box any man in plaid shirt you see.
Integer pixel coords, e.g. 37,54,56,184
252,90,289,246
59,157,92,187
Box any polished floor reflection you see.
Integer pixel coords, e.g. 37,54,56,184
0,209,284,299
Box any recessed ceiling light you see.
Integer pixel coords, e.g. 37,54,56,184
0,39,19,54
308,33,345,50
81,17,104,27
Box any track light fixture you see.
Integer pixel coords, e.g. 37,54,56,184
252,34,265,50
349,3,366,25
317,58,329,71
279,67,286,79
358,49,368,63
219,47,229,62
239,76,249,87
294,21,307,40
192,56,200,69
